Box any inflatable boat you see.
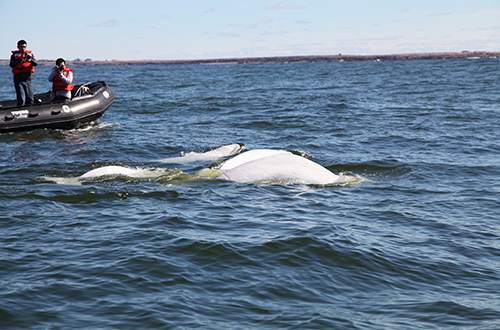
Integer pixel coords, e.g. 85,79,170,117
0,81,114,133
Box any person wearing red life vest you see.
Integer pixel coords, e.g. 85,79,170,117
9,39,38,106
48,58,74,101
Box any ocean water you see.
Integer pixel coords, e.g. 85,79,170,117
1,58,500,329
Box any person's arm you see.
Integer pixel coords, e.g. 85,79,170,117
58,71,73,85
9,54,21,68
66,71,73,84
48,68,57,82
30,53,38,67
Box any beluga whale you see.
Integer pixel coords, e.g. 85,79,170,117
42,144,359,186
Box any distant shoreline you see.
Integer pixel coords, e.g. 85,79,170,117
1,51,498,66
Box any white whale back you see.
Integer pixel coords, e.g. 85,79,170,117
79,166,139,179
217,153,340,185
218,149,290,170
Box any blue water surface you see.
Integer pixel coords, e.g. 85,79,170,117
1,58,500,329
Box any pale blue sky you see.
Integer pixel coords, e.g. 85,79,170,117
1,0,499,61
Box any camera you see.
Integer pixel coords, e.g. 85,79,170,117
25,54,32,60
58,65,64,71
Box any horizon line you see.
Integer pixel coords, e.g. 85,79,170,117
1,51,499,65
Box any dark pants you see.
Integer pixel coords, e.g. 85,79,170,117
52,94,71,102
14,80,34,106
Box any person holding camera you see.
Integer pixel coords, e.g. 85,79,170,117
48,58,74,101
9,39,38,106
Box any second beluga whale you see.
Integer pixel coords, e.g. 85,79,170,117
156,143,245,163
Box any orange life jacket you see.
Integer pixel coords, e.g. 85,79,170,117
52,68,74,91
11,50,35,74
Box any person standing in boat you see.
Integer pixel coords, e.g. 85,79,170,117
9,39,38,106
48,58,74,101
